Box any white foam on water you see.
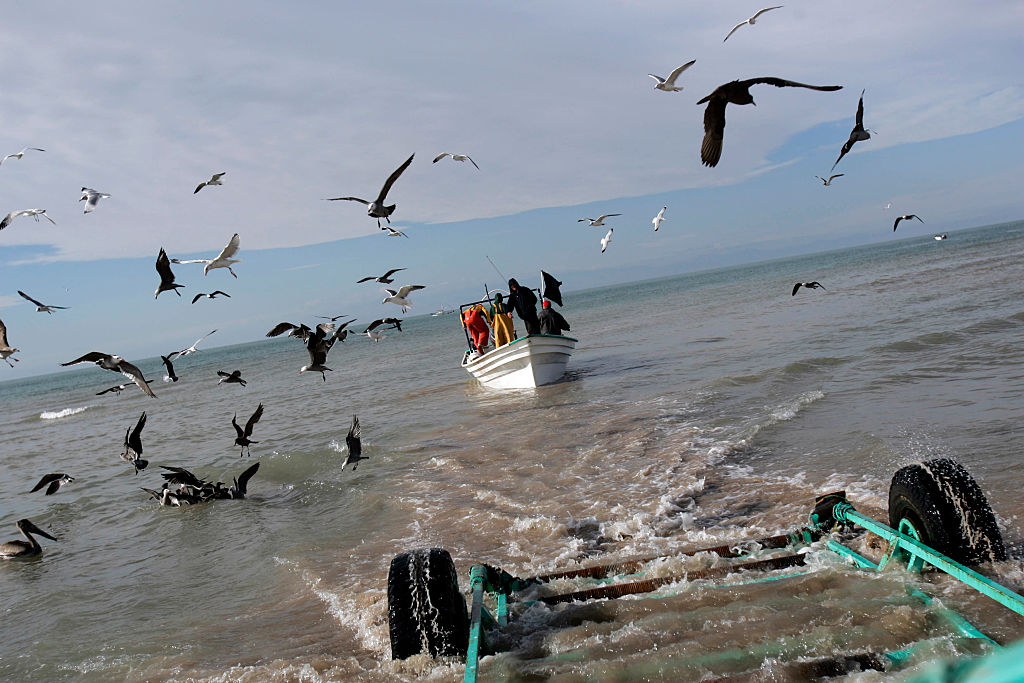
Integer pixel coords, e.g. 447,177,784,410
39,405,89,420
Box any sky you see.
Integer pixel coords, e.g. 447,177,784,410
1,0,1022,379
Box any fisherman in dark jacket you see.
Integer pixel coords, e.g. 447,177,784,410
538,300,570,336
507,278,540,335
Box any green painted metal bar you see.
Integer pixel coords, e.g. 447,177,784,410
464,564,488,683
825,538,878,569
496,592,509,627
830,504,1024,618
905,587,995,644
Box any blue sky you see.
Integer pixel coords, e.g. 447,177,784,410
1,1,1022,379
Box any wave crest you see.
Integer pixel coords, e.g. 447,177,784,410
40,406,90,420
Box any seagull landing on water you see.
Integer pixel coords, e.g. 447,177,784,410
0,209,56,231
724,6,783,42
232,403,263,456
80,187,110,213
324,153,415,228
30,473,74,496
601,228,613,253
648,60,696,92
579,214,620,227
18,290,68,314
171,330,217,359
194,172,226,194
122,412,149,474
60,352,155,397
652,206,667,231
382,285,425,313
698,77,842,168
191,291,230,304
432,152,479,169
0,147,45,165
342,415,368,470
832,90,873,172
792,281,826,296
815,174,844,186
171,233,241,278
357,268,406,284
893,214,924,232
155,248,184,299
217,370,246,387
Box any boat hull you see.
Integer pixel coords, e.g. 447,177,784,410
461,335,577,389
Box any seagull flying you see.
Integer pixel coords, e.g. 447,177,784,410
0,147,45,165
432,152,479,169
648,60,696,92
815,174,844,186
155,248,184,299
601,228,613,253
893,214,924,231
60,352,156,397
300,323,345,381
652,206,667,231
30,473,74,496
579,214,620,227
232,403,263,456
0,319,19,367
96,382,134,395
357,267,407,284
160,354,179,382
122,412,149,474
792,281,826,295
80,187,110,213
724,6,783,42
342,415,368,470
0,209,56,231
832,90,872,171
191,291,231,304
698,77,842,167
171,233,241,278
194,172,226,194
266,322,314,341
365,317,403,334
18,290,68,314
217,370,247,387
382,226,409,238
382,285,425,313
324,153,415,227
171,330,217,358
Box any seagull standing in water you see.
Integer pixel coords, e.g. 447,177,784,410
792,281,826,295
724,6,783,41
122,411,149,474
342,415,368,470
432,152,479,169
0,209,56,231
382,285,425,313
0,319,20,367
893,214,924,231
30,473,74,495
18,290,68,314
60,352,156,397
171,233,241,278
698,77,842,167
194,172,226,194
155,248,184,299
233,403,263,456
0,147,45,165
1,519,57,559
601,228,613,253
80,187,110,213
652,206,667,231
648,60,696,91
324,153,415,228
832,90,873,171
579,214,620,227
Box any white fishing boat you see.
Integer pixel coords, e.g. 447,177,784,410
432,306,456,316
461,334,577,389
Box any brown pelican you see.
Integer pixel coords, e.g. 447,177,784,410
1,209,56,231
171,233,241,278
432,152,480,169
342,415,367,470
357,267,407,284
233,403,263,456
323,153,415,228
30,473,74,495
80,187,110,213
18,290,68,314
217,370,247,386
697,78,842,167
1,519,57,558
122,412,148,473
194,172,226,194
382,285,425,313
60,352,156,397
0,319,19,367
792,281,826,295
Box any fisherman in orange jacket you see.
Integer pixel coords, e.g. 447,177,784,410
462,304,490,353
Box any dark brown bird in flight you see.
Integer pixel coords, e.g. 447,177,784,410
893,214,923,231
832,90,872,171
697,78,843,167
792,281,826,295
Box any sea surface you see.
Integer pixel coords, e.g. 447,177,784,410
2,221,1024,682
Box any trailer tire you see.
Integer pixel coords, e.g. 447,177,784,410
387,548,469,660
888,458,1006,565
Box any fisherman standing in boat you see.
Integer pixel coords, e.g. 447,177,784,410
462,304,490,355
538,300,570,336
507,278,540,335
487,292,516,347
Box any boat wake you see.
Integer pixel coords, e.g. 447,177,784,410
40,405,90,420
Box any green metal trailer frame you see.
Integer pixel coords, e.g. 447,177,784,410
459,491,1024,683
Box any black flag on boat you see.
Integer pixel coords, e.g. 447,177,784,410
541,271,563,307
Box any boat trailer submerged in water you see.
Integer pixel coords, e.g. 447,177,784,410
386,458,1024,681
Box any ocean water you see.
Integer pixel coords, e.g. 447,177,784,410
2,220,1023,681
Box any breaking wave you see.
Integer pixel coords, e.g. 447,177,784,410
40,406,90,420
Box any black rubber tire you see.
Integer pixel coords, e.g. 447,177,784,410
888,458,1006,565
387,548,469,660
